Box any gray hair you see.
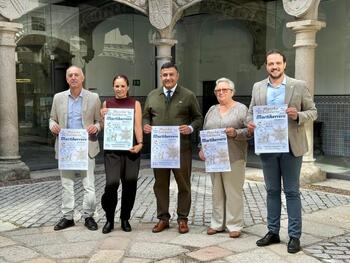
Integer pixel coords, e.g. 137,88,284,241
215,77,235,94
66,65,85,78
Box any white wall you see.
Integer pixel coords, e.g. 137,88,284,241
316,0,350,95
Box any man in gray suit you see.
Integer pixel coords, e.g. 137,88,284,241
49,66,101,231
247,50,317,253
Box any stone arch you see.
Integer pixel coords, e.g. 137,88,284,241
16,34,72,66
57,1,147,63
175,0,203,15
115,0,148,15
179,0,270,68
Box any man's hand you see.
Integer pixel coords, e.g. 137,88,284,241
179,125,192,135
100,108,108,119
50,123,61,135
286,107,298,120
86,124,98,135
143,124,152,134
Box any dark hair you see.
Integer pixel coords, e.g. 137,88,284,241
112,74,129,86
265,49,286,63
161,61,178,72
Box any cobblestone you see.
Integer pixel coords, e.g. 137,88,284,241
304,234,350,262
1,163,350,262
1,168,350,228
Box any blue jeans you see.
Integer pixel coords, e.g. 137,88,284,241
260,152,302,238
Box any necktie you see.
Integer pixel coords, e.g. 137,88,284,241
166,90,172,103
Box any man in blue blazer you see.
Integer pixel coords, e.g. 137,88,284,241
247,50,317,253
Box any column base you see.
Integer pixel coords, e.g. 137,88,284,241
0,159,30,182
300,161,326,184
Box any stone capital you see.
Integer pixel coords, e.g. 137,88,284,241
0,21,22,47
151,38,177,47
287,19,326,31
0,21,23,31
287,20,326,48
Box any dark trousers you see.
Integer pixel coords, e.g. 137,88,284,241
153,148,192,221
260,152,303,238
101,150,140,222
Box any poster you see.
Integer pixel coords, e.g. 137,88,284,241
59,129,88,170
151,126,180,168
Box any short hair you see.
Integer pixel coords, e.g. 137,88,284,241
265,49,286,63
66,65,84,78
112,74,129,86
215,77,236,94
161,61,178,72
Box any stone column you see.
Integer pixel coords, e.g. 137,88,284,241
287,19,326,183
0,21,30,181
151,38,177,88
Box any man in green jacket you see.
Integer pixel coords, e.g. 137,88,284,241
143,62,203,234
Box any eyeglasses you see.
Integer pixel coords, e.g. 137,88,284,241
214,88,232,94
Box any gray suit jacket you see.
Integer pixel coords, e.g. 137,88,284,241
49,89,101,159
247,75,317,157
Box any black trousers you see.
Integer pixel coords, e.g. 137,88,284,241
101,150,140,222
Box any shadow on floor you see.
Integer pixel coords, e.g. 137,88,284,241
19,143,350,180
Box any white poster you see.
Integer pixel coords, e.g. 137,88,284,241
103,108,134,150
253,105,289,153
59,129,88,170
200,128,231,173
151,126,180,168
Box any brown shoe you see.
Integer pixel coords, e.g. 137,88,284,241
178,220,189,234
207,227,217,235
152,220,169,233
229,231,241,238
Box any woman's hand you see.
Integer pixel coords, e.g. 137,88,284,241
198,149,206,161
129,143,143,154
225,127,237,138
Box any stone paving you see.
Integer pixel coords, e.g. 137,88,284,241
304,234,350,262
0,160,350,262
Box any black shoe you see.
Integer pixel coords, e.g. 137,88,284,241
288,237,301,253
121,220,132,232
102,221,114,234
84,217,98,231
54,218,75,231
256,232,280,246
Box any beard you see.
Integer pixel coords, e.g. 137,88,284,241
269,70,283,80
